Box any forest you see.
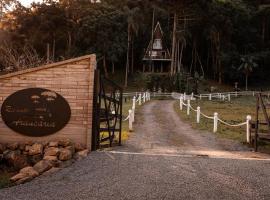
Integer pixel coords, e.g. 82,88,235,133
0,0,269,90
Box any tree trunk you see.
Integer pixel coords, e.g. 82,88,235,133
112,61,115,74
245,74,248,91
190,44,194,74
103,55,109,78
179,42,184,74
170,12,177,76
131,38,134,74
125,25,131,87
67,31,72,57
176,40,180,73
196,47,204,78
262,16,266,45
46,43,50,63
52,37,55,61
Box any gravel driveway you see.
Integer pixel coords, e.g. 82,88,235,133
1,100,270,200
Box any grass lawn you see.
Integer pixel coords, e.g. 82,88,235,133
174,95,270,152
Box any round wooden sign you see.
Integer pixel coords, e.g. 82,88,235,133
1,88,71,137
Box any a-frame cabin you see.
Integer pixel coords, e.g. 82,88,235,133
143,22,171,73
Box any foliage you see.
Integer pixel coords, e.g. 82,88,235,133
0,0,269,88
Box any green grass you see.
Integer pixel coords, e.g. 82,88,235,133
174,96,270,151
0,171,13,189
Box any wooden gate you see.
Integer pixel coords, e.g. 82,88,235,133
92,70,123,150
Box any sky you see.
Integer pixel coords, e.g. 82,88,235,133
18,0,43,7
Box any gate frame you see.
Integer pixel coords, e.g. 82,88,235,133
92,70,123,150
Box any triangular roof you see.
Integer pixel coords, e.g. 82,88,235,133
143,21,171,61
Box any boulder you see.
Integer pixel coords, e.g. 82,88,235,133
19,143,26,151
75,149,89,160
7,142,19,151
10,173,27,182
4,150,29,170
28,143,43,156
44,156,58,162
44,147,60,157
58,160,74,168
0,143,6,153
74,143,85,152
59,149,72,161
58,139,72,147
65,145,75,155
20,166,39,178
33,160,52,174
25,145,31,152
42,167,60,176
48,141,58,147
28,154,43,165
15,176,33,185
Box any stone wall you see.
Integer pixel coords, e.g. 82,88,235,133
0,54,96,150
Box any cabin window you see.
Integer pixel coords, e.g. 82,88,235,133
149,51,157,57
153,39,162,50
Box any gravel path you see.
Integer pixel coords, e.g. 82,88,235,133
1,100,270,200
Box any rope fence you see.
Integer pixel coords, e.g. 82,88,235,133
178,96,252,143
123,92,151,132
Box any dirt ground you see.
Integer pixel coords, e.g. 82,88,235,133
118,100,270,160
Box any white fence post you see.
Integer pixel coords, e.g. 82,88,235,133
209,94,212,101
200,94,202,100
138,94,142,106
191,92,194,99
184,93,186,101
187,100,190,115
253,91,255,97
180,97,183,110
128,109,133,131
228,94,231,102
149,92,151,101
132,96,136,110
213,112,218,133
196,106,200,123
246,115,252,143
222,95,225,101
143,93,146,103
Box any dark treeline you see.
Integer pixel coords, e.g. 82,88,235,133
0,0,269,88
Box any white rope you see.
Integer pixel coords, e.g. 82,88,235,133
200,112,214,120
217,118,247,127
189,105,197,112
123,115,130,121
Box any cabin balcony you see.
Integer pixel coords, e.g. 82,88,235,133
143,50,171,61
